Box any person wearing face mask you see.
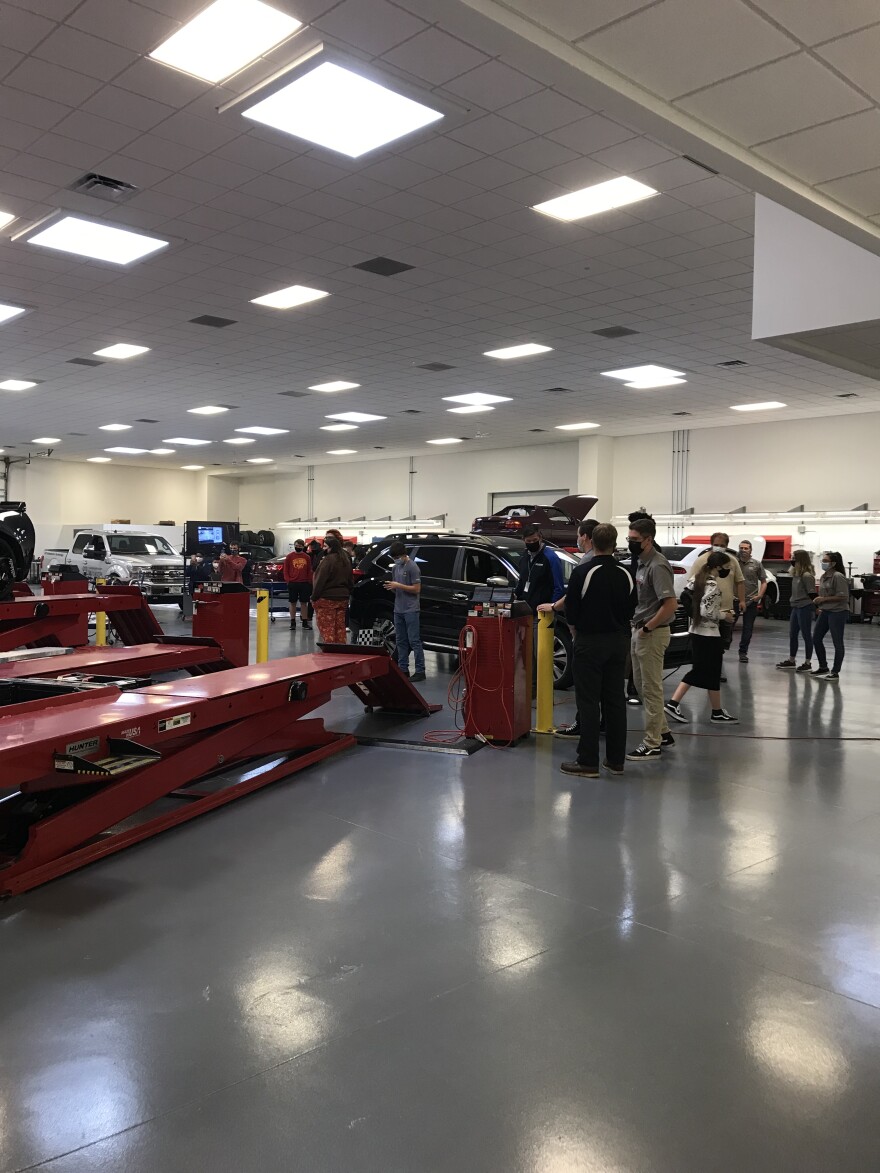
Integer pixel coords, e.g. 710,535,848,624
311,537,353,644
514,525,566,614
690,533,745,673
218,541,247,584
665,551,738,724
283,539,313,629
626,517,679,761
384,540,425,682
539,519,598,740
812,551,849,680
733,539,767,663
776,550,816,671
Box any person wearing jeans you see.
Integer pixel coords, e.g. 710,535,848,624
812,551,849,680
777,550,816,672
385,541,425,682
626,518,679,761
735,540,767,662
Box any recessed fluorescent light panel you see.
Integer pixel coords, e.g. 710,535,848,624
235,426,289,435
326,412,385,423
188,405,228,415
426,438,463,445
555,422,600,431
0,212,16,230
326,449,357,455
242,60,444,158
163,437,212,446
602,364,686,389
321,423,358,432
251,285,329,309
34,437,60,444
448,405,493,414
484,344,552,360
223,437,255,445
309,381,360,392
94,343,150,359
730,401,786,412
0,379,36,391
87,457,111,463
181,464,205,470
246,457,274,463
99,424,132,432
0,302,28,325
105,447,147,454
26,216,168,265
150,448,175,454
443,392,512,405
150,0,301,84
533,176,657,222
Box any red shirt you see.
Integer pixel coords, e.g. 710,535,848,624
218,553,247,583
283,551,313,584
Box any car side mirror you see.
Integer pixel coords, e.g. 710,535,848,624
487,576,509,587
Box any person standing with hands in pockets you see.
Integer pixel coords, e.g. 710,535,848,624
384,541,426,682
812,551,849,680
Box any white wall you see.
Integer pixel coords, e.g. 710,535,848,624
238,471,308,529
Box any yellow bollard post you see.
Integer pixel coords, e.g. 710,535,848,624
255,589,269,663
533,609,556,734
94,577,107,646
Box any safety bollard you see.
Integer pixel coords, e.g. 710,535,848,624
533,609,556,734
255,589,269,663
95,577,107,646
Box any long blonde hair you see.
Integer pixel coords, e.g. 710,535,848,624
791,550,814,577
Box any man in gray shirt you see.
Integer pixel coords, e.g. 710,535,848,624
384,541,425,682
627,517,678,761
735,539,767,663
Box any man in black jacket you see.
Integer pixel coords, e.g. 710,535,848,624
558,523,636,778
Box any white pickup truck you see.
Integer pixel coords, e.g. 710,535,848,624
43,528,185,602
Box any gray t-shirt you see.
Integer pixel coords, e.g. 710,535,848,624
817,570,849,613
790,572,815,608
739,556,767,603
392,558,421,614
633,546,676,628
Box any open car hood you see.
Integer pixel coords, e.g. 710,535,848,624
553,495,598,522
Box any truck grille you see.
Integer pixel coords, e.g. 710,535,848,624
145,569,184,584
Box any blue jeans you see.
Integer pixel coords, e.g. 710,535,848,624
813,610,847,673
789,606,813,659
394,610,425,674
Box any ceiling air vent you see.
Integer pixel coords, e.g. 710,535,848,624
68,172,138,203
529,428,547,433
401,409,423,414
135,417,159,423
682,155,719,176
543,386,573,394
672,411,692,416
189,315,237,328
592,326,639,339
353,256,414,276
278,390,308,398
67,357,104,367
837,392,859,398
417,362,455,371
716,359,748,367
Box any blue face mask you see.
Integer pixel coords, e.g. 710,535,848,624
821,561,831,570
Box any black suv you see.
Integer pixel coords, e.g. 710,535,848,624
350,533,691,689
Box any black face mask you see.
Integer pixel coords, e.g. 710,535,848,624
628,539,643,557
718,568,731,578
525,541,540,553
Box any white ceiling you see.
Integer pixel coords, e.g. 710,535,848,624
0,0,878,477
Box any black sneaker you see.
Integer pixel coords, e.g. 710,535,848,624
411,671,426,682
664,701,689,724
710,709,739,723
603,760,625,775
555,722,580,740
795,661,811,672
719,675,727,683
302,622,312,630
626,695,642,707
739,653,748,663
811,667,828,677
560,760,599,778
776,659,797,670
661,732,675,748
819,671,839,681
626,743,661,761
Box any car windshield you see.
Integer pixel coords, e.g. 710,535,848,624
107,535,177,556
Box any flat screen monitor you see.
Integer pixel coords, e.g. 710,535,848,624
197,525,224,543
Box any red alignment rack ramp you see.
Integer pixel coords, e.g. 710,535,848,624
0,650,438,896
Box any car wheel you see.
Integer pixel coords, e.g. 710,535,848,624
762,587,777,620
363,616,396,656
553,625,573,690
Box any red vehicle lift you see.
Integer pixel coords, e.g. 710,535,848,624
0,649,438,896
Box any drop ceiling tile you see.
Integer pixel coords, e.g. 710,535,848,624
383,27,489,84
546,112,637,155
749,0,880,45
154,111,239,153
818,168,880,217
445,59,544,109
81,85,176,132
448,114,534,154
591,137,677,171
124,132,205,171
678,52,870,145
579,0,798,100
6,58,105,107
500,0,658,40
6,0,83,16
448,156,530,190
2,7,56,53
495,135,578,172
817,24,880,103
0,85,71,131
672,177,751,207
69,0,176,52
272,155,350,189
755,109,880,183
52,109,141,152
538,157,616,190
499,89,588,134
314,0,427,55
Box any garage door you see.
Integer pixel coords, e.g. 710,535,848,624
491,489,568,513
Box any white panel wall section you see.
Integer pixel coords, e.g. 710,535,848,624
206,476,240,522
611,432,674,519
312,457,411,523
238,472,308,528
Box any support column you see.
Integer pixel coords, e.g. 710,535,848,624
577,435,615,519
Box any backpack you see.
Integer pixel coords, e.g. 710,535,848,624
680,585,693,617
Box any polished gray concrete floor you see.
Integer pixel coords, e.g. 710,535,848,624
2,614,880,1171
